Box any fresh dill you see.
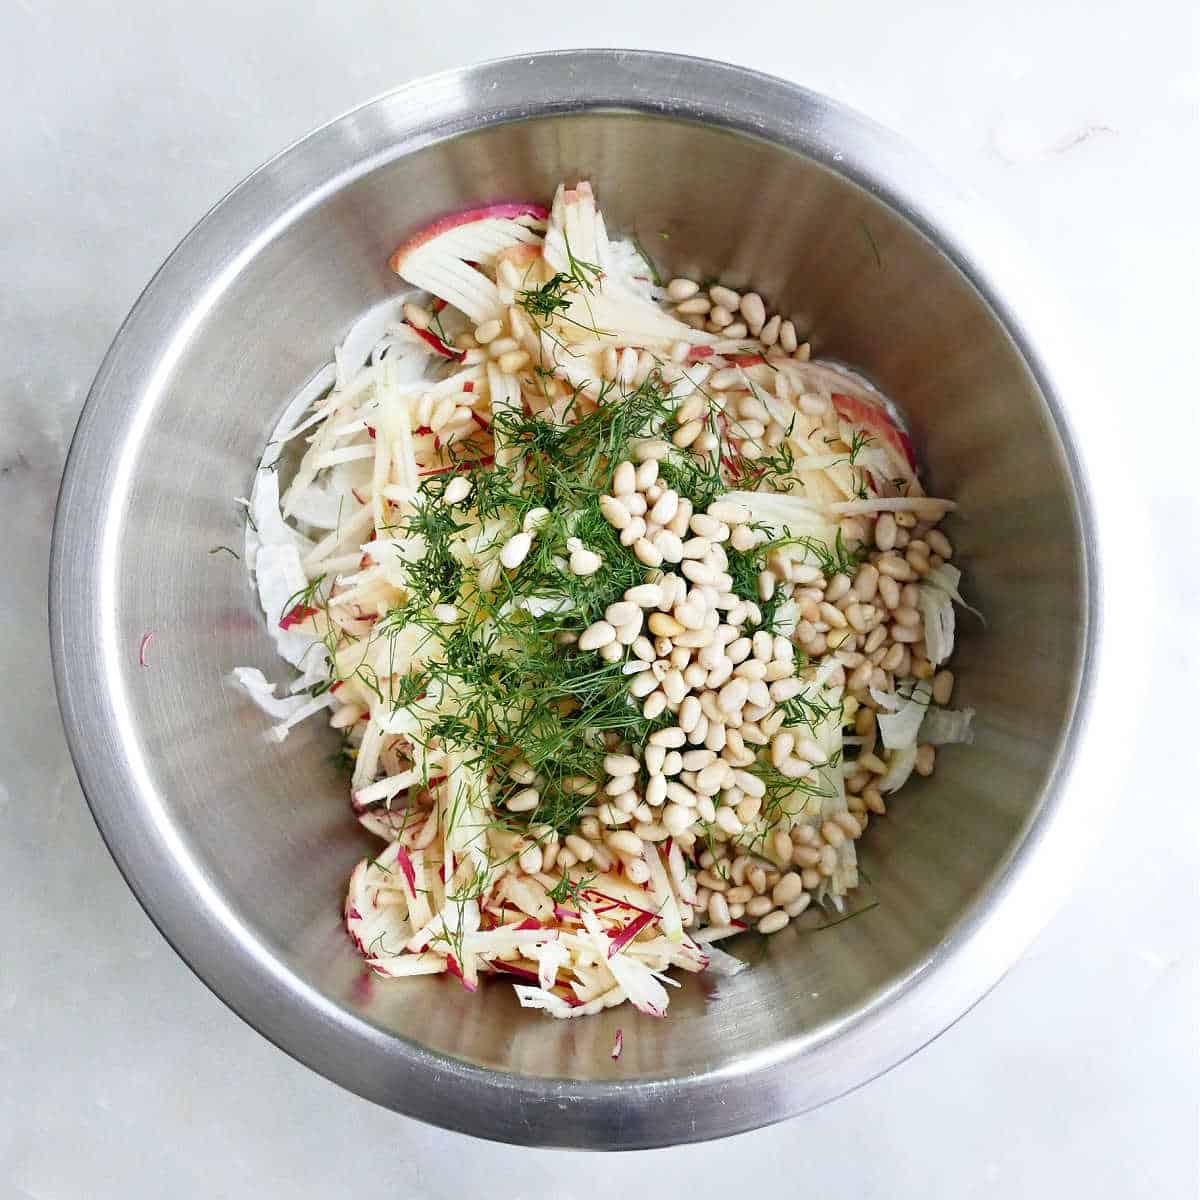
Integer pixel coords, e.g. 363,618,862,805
548,871,597,907
810,897,881,930
628,235,664,286
742,758,838,853
326,739,356,773
426,303,451,345
344,370,689,835
279,573,328,624
208,545,240,560
858,219,882,269
516,236,606,342
517,272,579,322
777,689,844,734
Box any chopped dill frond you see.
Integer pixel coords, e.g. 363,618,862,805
628,235,664,286
548,871,597,907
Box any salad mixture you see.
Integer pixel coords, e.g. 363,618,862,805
233,181,976,1021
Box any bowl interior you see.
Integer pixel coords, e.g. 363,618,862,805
59,102,1087,1126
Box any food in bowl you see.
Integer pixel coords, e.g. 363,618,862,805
233,180,977,1020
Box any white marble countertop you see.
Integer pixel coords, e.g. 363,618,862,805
3,2,1197,1196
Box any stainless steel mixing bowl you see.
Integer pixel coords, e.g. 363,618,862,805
51,50,1102,1147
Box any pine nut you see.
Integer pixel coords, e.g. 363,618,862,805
718,678,749,714
823,573,850,604
633,538,662,567
694,763,726,795
689,513,726,540
667,277,700,301
617,857,648,884
402,301,432,329
877,553,915,581
634,822,669,842
668,779,700,810
792,844,821,868
472,316,503,343
443,476,472,506
612,460,637,496
612,791,638,815
705,890,731,925
848,661,873,693
705,284,737,310
834,812,863,838
779,320,798,353
628,440,668,465
772,872,806,906
622,584,659,609
765,831,789,865
569,549,601,576
514,843,542,874
759,314,781,346
615,517,643,550
712,806,739,835
651,726,686,748
707,500,751,525
729,525,758,552
725,637,750,665
606,830,643,858
647,612,684,638
660,670,686,705
562,834,592,863
927,529,953,559
604,774,635,797
857,752,888,775
817,602,847,628
734,659,768,682
733,770,765,798
757,910,789,935
578,620,616,652
739,292,766,332
597,603,635,632
704,721,727,753
769,677,804,703
932,670,955,705
507,787,540,812
500,531,532,569
877,576,901,611
875,513,897,551
852,563,879,602
496,349,530,374
649,489,679,525
668,497,694,537
678,695,702,734
663,803,694,836
915,744,936,776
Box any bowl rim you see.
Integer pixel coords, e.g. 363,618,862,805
50,48,1103,1148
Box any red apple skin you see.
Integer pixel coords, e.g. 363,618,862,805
388,202,549,273
832,392,917,472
